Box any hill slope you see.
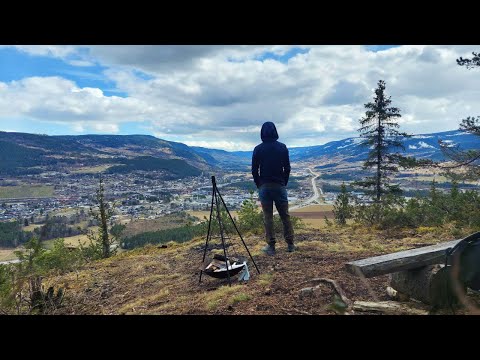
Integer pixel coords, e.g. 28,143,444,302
2,129,478,176
47,227,480,315
0,132,210,177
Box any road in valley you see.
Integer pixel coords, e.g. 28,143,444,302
272,167,323,215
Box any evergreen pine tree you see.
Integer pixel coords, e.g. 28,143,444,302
356,80,411,202
85,177,120,259
333,183,353,226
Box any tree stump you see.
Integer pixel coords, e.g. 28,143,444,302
390,265,466,308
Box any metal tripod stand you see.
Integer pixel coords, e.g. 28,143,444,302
199,175,260,286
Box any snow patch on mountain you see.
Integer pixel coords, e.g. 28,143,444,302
418,141,436,149
412,135,434,139
442,140,457,148
445,132,467,137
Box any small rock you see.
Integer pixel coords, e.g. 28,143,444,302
264,288,272,296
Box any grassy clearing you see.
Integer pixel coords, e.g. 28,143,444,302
133,273,182,286
42,228,98,250
295,224,455,255
300,218,329,229
42,221,480,315
291,204,334,213
118,288,171,314
258,273,274,286
50,207,78,216
201,285,244,311
122,215,191,238
70,165,113,174
187,210,239,221
0,248,18,262
291,204,335,229
230,292,251,305
23,224,42,232
0,185,54,199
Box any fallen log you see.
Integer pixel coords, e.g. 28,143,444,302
390,265,466,308
353,301,429,315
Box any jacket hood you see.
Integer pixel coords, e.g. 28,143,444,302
261,122,279,142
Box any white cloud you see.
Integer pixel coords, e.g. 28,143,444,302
1,45,480,150
92,123,119,133
67,59,96,67
8,45,79,58
0,76,151,127
72,123,85,132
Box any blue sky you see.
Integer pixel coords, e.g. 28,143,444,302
0,45,478,150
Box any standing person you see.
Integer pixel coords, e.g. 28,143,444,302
252,121,295,255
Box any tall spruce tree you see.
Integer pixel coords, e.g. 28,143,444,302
86,177,120,259
357,80,411,201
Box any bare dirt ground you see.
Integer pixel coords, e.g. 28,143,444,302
48,226,480,315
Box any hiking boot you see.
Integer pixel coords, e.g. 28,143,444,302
287,243,296,252
262,243,276,255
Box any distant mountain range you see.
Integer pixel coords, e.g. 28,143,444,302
0,130,478,177
195,129,480,166
0,132,207,177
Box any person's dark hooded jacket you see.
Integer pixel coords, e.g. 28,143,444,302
251,122,291,188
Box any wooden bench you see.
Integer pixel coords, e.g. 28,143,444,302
345,238,467,306
345,239,461,278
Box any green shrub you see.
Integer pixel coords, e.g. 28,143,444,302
333,183,354,226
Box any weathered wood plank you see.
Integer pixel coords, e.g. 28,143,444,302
345,239,461,278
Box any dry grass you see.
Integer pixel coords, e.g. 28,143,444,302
300,218,330,229
290,204,335,230
258,273,274,286
118,288,171,314
133,273,181,286
121,215,190,238
70,165,114,174
23,224,42,232
0,185,54,199
44,222,480,315
187,210,239,221
42,233,91,250
201,285,245,311
0,249,18,262
230,292,252,305
291,204,334,213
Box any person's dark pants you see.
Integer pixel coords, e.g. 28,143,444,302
258,183,294,246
